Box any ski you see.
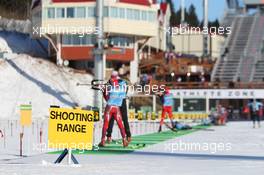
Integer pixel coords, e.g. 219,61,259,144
164,122,178,132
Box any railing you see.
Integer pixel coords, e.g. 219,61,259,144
250,15,264,81
211,16,241,81
234,54,244,81
211,17,236,81
229,16,243,54
240,15,258,82
249,50,261,82
210,53,222,81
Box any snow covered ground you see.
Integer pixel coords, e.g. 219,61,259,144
0,122,264,175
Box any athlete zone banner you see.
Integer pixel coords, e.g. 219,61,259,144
170,89,264,99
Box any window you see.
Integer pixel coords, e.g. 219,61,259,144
47,8,55,18
67,7,75,18
87,35,96,45
148,11,156,22
183,99,206,112
88,7,95,17
110,7,118,18
76,7,86,18
133,10,140,20
127,9,133,20
141,11,147,21
109,36,133,47
79,35,87,45
125,37,133,47
112,37,119,46
126,9,140,20
56,8,65,18
119,8,125,18
72,35,81,45
62,35,72,45
62,35,96,46
119,37,126,46
104,7,109,17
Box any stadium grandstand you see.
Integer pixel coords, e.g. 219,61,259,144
212,0,264,83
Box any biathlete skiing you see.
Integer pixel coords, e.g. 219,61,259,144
156,87,177,132
98,73,129,147
106,72,131,143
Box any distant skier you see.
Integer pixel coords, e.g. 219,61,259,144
157,87,176,132
248,99,263,128
99,76,128,147
0,129,3,138
106,78,132,143
216,104,227,125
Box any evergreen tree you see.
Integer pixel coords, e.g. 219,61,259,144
209,19,220,28
0,0,31,19
166,2,200,27
186,4,200,27
166,0,178,27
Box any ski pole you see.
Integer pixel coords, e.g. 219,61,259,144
76,79,106,86
76,83,92,86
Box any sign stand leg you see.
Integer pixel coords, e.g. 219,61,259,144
20,127,24,157
54,149,68,164
68,149,72,165
20,133,23,156
3,128,6,149
54,149,79,164
71,153,79,164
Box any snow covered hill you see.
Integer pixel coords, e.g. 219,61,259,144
0,54,95,119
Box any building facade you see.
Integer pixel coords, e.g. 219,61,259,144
31,0,163,83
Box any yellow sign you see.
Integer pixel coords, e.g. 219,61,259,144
151,112,156,120
93,110,100,122
137,111,143,120
173,113,209,120
146,112,151,120
158,111,162,119
20,105,32,126
129,110,135,121
48,107,94,150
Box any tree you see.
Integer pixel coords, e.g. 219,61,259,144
209,19,220,28
166,1,200,27
0,0,31,19
166,2,220,28
166,0,178,27
186,4,200,27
